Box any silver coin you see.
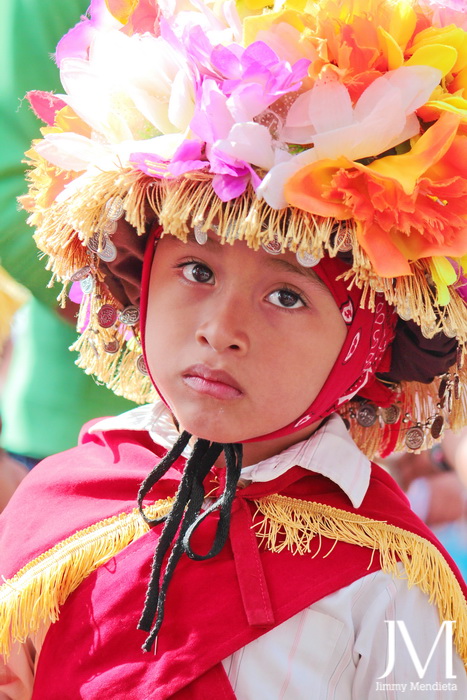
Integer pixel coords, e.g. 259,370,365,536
101,219,118,237
69,266,91,282
381,404,401,425
80,275,94,295
405,426,425,450
136,354,149,376
119,305,140,326
335,230,353,252
356,403,377,427
86,232,104,254
97,238,117,263
105,195,125,221
194,225,208,245
262,236,282,255
296,250,320,268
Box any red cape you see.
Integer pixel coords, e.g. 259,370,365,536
0,423,465,698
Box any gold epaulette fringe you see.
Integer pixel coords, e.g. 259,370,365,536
0,499,173,658
253,494,467,667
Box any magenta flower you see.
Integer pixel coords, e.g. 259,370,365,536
209,148,262,201
131,139,207,178
55,0,121,66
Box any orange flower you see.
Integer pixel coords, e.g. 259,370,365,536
285,112,467,277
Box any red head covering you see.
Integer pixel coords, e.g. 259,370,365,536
140,226,397,443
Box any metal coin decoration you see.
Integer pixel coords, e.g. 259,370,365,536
97,238,117,263
454,374,460,401
97,304,118,329
137,354,149,376
262,235,282,255
194,225,208,245
397,303,412,322
438,375,448,400
119,305,140,326
102,219,118,237
80,275,94,295
104,339,120,354
70,266,91,282
381,404,401,425
430,415,444,440
105,195,125,221
335,230,353,252
296,250,320,268
356,403,377,427
87,232,103,254
405,426,425,450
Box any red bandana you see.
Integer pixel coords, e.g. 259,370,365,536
140,227,397,442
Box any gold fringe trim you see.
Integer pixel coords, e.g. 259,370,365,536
0,498,173,658
253,495,467,667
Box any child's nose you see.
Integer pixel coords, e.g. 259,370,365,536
195,294,250,354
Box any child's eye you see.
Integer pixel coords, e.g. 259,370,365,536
181,262,214,284
268,289,305,309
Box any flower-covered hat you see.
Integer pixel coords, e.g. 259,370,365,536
22,0,467,457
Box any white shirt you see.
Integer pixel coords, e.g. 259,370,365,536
1,404,465,699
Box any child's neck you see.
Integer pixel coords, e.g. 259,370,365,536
216,419,324,469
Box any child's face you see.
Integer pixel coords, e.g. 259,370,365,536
146,232,347,444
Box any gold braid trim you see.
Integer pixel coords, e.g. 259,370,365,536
0,498,174,658
253,494,467,667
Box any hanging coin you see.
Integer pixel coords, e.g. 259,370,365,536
430,415,444,440
87,232,103,254
405,426,425,450
454,374,460,401
97,304,118,329
80,275,94,295
119,305,140,326
194,225,208,245
136,354,149,376
381,404,401,425
296,250,320,268
356,403,377,427
97,238,117,263
104,339,120,354
105,195,125,221
335,229,353,252
70,265,91,282
438,375,448,400
262,235,282,255
102,219,118,237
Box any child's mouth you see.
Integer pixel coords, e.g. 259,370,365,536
182,365,243,400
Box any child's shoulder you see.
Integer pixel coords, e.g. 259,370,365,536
0,412,169,581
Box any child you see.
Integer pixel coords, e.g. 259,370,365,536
1,0,467,697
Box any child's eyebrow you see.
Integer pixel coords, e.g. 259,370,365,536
264,257,324,284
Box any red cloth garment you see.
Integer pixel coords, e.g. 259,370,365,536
0,424,464,699
139,227,398,443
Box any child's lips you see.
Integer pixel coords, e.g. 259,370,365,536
182,364,243,400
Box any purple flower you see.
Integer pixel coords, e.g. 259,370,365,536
209,148,261,201
130,140,207,179
55,0,121,66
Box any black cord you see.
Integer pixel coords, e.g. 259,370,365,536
136,436,242,651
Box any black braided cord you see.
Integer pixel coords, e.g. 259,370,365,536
137,433,243,651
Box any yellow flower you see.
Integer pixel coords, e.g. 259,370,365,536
429,257,458,306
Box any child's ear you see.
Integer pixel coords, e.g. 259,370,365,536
100,219,148,308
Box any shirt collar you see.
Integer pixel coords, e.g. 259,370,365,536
90,402,370,508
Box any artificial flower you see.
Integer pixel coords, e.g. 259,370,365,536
284,113,467,277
